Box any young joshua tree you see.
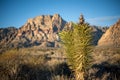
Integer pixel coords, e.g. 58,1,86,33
60,14,92,80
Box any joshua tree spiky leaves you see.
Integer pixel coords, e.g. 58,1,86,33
59,14,92,80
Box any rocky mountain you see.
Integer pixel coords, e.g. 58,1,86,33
0,14,109,53
9,14,66,48
98,19,120,47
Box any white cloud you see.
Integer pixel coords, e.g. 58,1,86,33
86,15,120,26
86,16,120,22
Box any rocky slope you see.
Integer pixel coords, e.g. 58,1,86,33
0,27,17,52
9,14,66,48
98,19,120,47
0,27,17,45
92,26,108,45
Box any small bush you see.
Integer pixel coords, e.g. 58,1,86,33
0,49,73,80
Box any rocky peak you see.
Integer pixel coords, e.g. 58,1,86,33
52,14,61,22
98,19,120,47
10,14,66,48
27,18,33,25
19,14,65,32
53,14,60,19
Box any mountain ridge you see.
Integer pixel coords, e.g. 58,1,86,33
0,14,110,53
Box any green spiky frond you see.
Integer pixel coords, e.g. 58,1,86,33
59,23,93,80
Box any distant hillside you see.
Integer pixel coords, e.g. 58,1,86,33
98,19,120,48
91,26,108,45
0,27,17,52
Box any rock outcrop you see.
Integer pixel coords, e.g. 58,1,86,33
0,27,18,52
0,27,17,46
98,19,120,47
10,14,66,48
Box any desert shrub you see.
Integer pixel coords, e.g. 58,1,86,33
0,49,73,80
90,46,120,80
86,62,120,80
51,75,74,80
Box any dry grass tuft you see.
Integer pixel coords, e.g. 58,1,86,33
0,48,72,80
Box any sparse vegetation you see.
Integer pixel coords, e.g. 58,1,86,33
0,48,72,80
0,47,120,80
0,15,120,80
89,47,120,80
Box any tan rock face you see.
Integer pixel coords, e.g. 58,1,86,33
63,22,73,31
10,14,66,48
0,27,18,52
98,19,120,47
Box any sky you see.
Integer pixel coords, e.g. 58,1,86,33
0,0,120,28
